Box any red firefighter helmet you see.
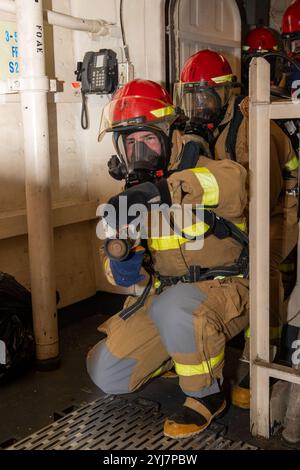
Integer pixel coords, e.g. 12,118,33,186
99,79,178,177
244,26,278,52
175,49,234,124
282,0,300,40
99,79,176,138
180,49,233,86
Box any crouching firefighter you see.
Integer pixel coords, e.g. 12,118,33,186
87,79,249,439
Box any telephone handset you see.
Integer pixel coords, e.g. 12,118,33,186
75,49,118,129
78,49,118,95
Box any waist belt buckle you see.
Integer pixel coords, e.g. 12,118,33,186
181,274,191,283
286,186,299,198
158,276,178,291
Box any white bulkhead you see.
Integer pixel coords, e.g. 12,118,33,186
0,0,241,307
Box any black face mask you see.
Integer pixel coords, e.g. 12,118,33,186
194,90,222,122
111,128,172,186
107,154,159,187
190,104,226,129
129,141,165,172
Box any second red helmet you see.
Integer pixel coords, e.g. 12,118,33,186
180,49,233,85
175,50,234,124
282,0,300,40
244,26,278,52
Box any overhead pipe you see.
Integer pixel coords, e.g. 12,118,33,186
15,0,59,365
0,0,14,13
0,0,117,36
45,10,114,35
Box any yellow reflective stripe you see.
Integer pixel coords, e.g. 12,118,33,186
151,366,163,378
285,155,299,171
245,326,282,340
148,211,245,253
279,262,295,273
191,168,219,206
148,235,187,251
148,219,245,252
244,326,250,339
148,222,209,251
212,74,233,84
235,221,247,232
174,351,224,377
182,221,209,237
270,326,282,340
150,105,176,118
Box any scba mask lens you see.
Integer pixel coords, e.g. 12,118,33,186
180,83,231,123
116,130,168,174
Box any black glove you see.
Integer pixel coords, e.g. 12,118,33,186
107,155,127,181
104,180,171,231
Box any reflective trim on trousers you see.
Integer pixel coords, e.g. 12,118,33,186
174,351,224,377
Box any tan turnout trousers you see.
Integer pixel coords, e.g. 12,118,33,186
87,278,249,396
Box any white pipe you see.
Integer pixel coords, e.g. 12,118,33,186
46,10,113,35
15,0,59,363
0,0,115,36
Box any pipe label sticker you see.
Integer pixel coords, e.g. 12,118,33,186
36,24,43,54
0,20,19,79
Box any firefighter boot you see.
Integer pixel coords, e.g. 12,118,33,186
164,391,227,439
231,373,250,409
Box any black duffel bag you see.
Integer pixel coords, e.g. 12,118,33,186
0,272,35,382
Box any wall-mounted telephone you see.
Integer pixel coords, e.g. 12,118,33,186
76,49,118,95
75,49,118,129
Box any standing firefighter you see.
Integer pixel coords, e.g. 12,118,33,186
281,0,300,95
242,26,281,93
87,79,249,438
280,0,300,444
175,49,299,408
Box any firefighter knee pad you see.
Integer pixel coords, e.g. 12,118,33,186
86,339,136,394
150,283,206,354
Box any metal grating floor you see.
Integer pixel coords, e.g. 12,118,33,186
8,396,258,450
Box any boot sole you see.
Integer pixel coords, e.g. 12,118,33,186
231,386,250,409
164,400,227,439
231,399,250,409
